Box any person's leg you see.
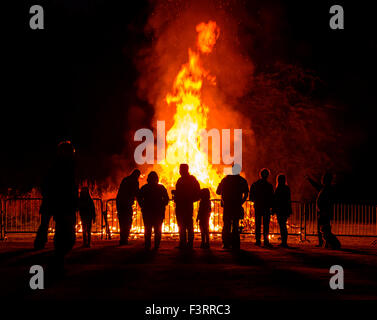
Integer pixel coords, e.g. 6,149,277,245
204,220,210,247
34,212,52,249
49,213,75,278
187,216,194,249
53,219,65,273
277,216,288,246
87,221,92,247
263,211,271,245
183,224,188,247
118,213,126,245
124,208,133,244
321,216,341,249
321,223,329,242
317,217,324,247
231,218,240,250
154,221,162,249
54,215,76,262
144,222,152,249
82,222,88,247
254,211,262,245
199,221,205,247
176,213,185,248
327,223,341,249
179,219,187,248
318,214,329,247
205,234,210,248
222,215,231,248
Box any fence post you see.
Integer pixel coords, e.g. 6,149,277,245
0,199,3,240
3,199,7,240
100,199,103,240
104,199,112,240
299,202,303,242
304,202,307,241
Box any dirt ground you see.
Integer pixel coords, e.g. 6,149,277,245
1,235,377,305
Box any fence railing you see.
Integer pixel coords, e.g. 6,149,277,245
105,200,303,237
1,198,376,239
303,202,377,237
0,199,5,240
1,198,105,236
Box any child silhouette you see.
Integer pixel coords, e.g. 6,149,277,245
197,188,211,249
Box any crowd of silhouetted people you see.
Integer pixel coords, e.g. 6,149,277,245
34,141,341,272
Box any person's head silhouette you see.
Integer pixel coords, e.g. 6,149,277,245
260,168,270,180
179,164,189,177
231,163,241,175
322,172,333,186
147,171,159,184
200,188,210,200
276,174,286,186
131,169,141,179
57,140,75,160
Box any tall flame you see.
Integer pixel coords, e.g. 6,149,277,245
156,21,223,193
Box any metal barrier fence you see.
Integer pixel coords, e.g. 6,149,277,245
105,199,304,238
0,199,5,240
303,202,377,238
1,198,104,236
0,198,376,239
4,198,42,233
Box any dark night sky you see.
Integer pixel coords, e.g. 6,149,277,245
2,0,377,200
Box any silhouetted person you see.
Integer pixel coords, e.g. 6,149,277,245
197,188,211,249
52,142,78,263
36,145,72,250
173,164,200,249
137,171,169,250
273,174,292,248
307,175,325,246
250,168,274,247
36,141,78,274
116,169,140,245
307,173,341,249
216,164,249,250
78,187,96,248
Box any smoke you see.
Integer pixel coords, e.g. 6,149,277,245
244,63,358,199
135,0,256,179
133,0,359,200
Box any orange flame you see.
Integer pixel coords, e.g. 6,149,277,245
156,21,223,193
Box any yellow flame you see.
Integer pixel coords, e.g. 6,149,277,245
156,21,223,193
